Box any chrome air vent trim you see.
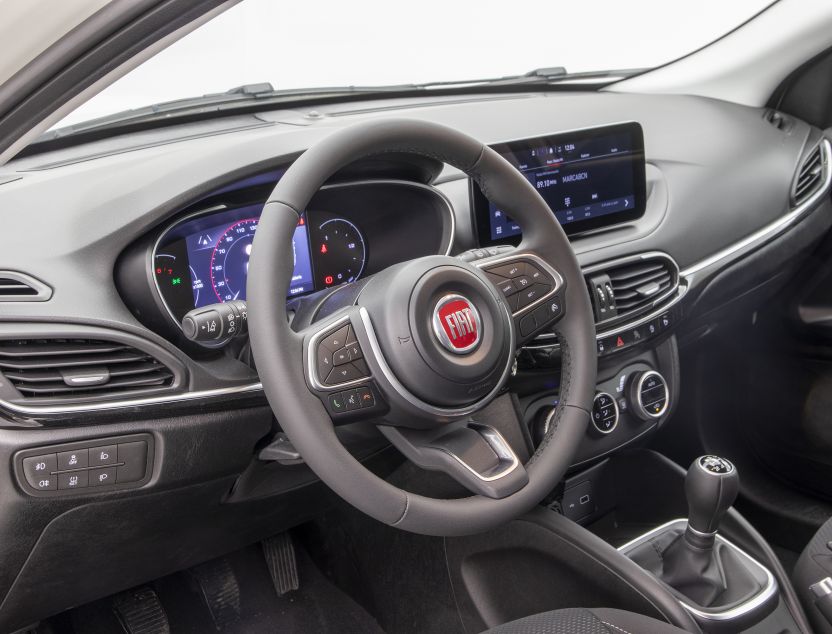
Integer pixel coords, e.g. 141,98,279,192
0,271,52,302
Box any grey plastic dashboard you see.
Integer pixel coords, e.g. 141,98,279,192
0,90,827,421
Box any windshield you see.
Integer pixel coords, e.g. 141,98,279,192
55,0,774,128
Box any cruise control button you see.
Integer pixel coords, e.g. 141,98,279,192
89,467,116,487
89,445,117,467
523,263,550,284
533,296,563,325
58,470,88,490
343,390,361,411
514,275,532,290
321,325,350,352
517,283,551,309
326,363,364,385
333,349,350,366
491,276,517,297
57,448,88,471
488,262,525,279
22,454,57,490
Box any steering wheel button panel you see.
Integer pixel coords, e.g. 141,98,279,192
321,325,350,351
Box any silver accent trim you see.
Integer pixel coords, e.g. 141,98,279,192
0,270,53,302
682,138,832,278
635,370,669,419
358,305,516,418
438,423,520,482
151,178,456,333
697,455,735,476
474,252,565,319
685,523,717,539
619,519,778,623
811,577,832,599
591,392,619,435
431,294,483,354
306,314,371,392
0,381,264,416
529,251,682,346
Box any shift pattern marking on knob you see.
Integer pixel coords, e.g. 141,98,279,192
698,455,734,475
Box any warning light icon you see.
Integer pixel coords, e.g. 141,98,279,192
320,244,328,254
615,336,625,348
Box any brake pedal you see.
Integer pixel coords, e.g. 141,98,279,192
112,586,170,634
189,557,241,630
262,532,299,596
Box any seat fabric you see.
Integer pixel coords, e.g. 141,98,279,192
481,607,690,634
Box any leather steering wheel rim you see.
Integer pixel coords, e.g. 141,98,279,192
247,118,597,536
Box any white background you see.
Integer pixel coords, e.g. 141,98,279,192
60,0,774,126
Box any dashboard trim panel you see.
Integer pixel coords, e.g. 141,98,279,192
681,138,831,278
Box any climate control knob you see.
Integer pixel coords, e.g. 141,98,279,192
628,370,670,420
591,392,619,434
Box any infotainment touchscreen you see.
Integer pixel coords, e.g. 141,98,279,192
472,122,646,243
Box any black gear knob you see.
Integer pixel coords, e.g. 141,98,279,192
685,455,739,540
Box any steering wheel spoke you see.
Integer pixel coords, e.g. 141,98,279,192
301,307,388,422
474,250,567,345
379,421,529,499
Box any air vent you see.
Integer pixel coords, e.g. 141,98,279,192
0,338,175,401
793,143,826,207
586,254,679,324
0,272,51,301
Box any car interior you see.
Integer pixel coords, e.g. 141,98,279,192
6,1,832,633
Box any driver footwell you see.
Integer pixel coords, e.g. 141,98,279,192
38,538,383,634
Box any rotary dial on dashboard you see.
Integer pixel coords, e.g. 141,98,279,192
315,218,366,287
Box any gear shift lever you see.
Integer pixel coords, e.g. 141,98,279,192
660,455,740,605
684,455,739,547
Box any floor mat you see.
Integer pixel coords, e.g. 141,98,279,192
47,541,384,634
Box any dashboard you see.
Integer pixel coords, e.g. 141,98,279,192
0,88,830,634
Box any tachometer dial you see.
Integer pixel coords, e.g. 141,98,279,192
315,218,367,287
209,217,258,302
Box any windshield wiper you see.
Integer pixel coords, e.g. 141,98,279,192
35,68,643,144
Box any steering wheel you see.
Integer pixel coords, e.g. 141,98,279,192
247,119,597,536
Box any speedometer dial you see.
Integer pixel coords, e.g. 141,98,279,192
315,218,367,287
209,217,258,302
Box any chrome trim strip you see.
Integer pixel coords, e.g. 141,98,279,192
524,283,687,350
437,423,520,482
618,519,778,623
0,271,53,302
682,138,832,278
0,381,264,416
358,305,516,418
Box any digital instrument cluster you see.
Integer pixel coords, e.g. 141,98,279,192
473,122,647,243
153,204,367,321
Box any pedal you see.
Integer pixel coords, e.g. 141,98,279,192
189,557,241,630
112,586,170,634
262,532,299,596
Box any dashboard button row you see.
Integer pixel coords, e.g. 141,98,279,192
596,311,674,356
329,386,375,413
21,440,149,492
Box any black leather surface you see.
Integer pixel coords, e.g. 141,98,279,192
482,607,689,634
247,118,596,536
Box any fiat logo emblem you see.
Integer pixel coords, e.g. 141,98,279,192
432,294,482,354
